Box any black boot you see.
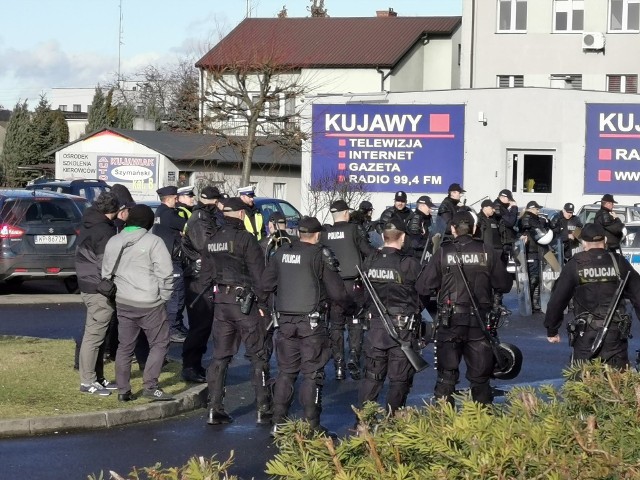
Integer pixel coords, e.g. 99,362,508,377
207,359,232,425
347,350,361,380
208,408,233,425
334,361,346,380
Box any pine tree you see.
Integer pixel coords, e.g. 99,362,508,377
167,62,200,132
1,101,35,186
49,109,70,147
85,87,108,134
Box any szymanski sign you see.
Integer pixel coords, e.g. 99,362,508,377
311,104,465,193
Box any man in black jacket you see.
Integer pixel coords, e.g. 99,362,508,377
76,192,121,396
377,191,412,232
406,195,435,262
549,202,583,262
436,183,465,240
594,194,625,252
518,201,550,312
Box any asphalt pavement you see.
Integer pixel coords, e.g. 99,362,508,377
2,284,640,479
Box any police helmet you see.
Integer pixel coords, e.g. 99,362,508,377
533,228,553,245
492,342,523,380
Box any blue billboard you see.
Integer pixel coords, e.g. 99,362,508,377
585,103,640,195
311,104,465,193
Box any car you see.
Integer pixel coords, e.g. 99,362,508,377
25,179,111,203
254,197,302,234
576,202,640,225
621,222,640,274
0,189,83,291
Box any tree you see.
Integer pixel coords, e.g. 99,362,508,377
31,94,69,164
85,87,108,134
304,168,371,223
199,35,311,187
1,100,34,186
85,86,134,134
166,60,200,132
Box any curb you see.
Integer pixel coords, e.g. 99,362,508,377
0,383,208,438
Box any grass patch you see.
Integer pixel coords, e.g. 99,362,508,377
0,335,190,420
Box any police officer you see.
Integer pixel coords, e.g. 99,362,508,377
416,211,512,405
152,186,188,342
261,212,298,263
517,200,549,312
594,194,625,252
258,216,352,436
238,185,264,240
545,223,640,368
436,183,465,239
549,202,583,262
350,200,381,248
322,199,375,380
377,191,412,232
202,197,271,425
176,186,195,220
359,218,422,414
406,195,436,263
179,186,223,383
475,199,510,315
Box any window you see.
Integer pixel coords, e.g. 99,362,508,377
498,0,527,32
251,94,265,115
509,151,555,194
607,74,638,93
550,74,582,89
554,0,584,31
284,94,296,116
497,75,524,87
58,105,67,111
267,96,280,118
610,0,640,31
73,104,81,112
273,183,286,198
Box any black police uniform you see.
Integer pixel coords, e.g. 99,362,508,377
202,216,269,424
179,202,220,382
321,220,375,379
416,234,512,404
594,206,625,251
152,202,188,335
544,248,640,368
377,205,412,233
258,239,351,430
493,197,519,249
549,213,583,261
436,196,461,238
517,210,547,311
359,247,422,413
406,209,433,262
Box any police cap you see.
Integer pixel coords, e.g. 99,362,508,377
498,189,514,201
222,197,247,212
481,199,494,208
448,183,466,193
581,223,606,242
417,195,436,207
177,186,194,197
526,200,543,209
156,186,178,196
298,216,323,233
359,200,374,212
330,199,350,213
601,193,617,204
268,212,286,224
383,217,406,233
563,202,575,213
238,185,256,197
200,186,222,199
394,191,407,202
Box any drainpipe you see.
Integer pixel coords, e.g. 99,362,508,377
469,0,476,88
376,67,392,92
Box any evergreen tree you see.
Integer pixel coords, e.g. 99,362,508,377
49,109,70,147
85,86,108,134
167,61,200,132
1,100,34,186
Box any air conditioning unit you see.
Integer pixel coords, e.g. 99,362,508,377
582,32,605,50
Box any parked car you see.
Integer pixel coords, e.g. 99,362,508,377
621,222,640,274
576,202,640,225
254,197,302,234
25,179,111,203
0,189,83,291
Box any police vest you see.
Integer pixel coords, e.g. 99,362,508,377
244,211,264,241
321,223,361,279
206,227,251,287
274,243,322,314
177,206,192,222
575,251,619,286
438,239,491,307
365,251,419,317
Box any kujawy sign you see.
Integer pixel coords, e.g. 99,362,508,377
97,154,158,192
311,104,465,193
585,103,640,194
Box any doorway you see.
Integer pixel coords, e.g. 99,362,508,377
507,150,554,194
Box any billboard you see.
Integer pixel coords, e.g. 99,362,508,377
585,103,640,194
311,104,465,194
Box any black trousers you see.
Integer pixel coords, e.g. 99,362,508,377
573,322,629,369
434,320,494,404
358,321,415,413
329,278,365,364
182,276,214,370
272,315,330,427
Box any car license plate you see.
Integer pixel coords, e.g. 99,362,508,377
34,235,67,245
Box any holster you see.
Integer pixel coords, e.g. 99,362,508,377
567,316,588,347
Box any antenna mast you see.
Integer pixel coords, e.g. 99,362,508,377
118,0,124,87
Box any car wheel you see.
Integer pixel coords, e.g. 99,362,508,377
64,276,80,294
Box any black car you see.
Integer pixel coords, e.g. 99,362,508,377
0,189,83,289
25,179,111,203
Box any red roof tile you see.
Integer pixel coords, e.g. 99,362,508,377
196,17,461,70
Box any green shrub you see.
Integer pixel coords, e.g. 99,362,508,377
266,362,640,479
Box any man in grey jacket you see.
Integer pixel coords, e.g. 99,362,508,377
102,204,174,401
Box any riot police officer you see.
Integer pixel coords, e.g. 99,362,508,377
436,183,465,239
406,195,435,263
350,200,381,248
416,211,512,405
545,223,640,367
493,189,519,250
594,194,625,252
359,218,423,414
261,212,298,263
202,197,270,426
321,199,375,380
152,186,188,342
377,191,412,232
549,202,583,262
258,216,353,436
517,200,550,312
179,186,222,383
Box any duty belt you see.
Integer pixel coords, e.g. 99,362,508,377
575,312,623,326
371,314,413,329
215,284,242,294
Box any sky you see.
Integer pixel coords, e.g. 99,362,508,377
0,0,462,110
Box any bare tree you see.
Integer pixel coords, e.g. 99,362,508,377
304,168,371,223
309,0,329,17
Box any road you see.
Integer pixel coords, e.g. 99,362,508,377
1,285,640,479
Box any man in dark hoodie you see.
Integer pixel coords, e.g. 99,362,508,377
377,191,412,233
76,192,121,396
436,183,465,240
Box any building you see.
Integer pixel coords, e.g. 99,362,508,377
0,109,10,158
461,0,640,92
51,128,300,203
